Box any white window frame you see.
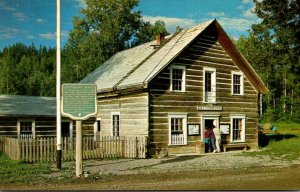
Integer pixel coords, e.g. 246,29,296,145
230,115,246,143
200,115,220,142
203,67,216,103
94,118,101,141
61,120,73,138
17,119,35,139
168,113,188,145
170,65,186,92
111,112,120,137
231,71,244,95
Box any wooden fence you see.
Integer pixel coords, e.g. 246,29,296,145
0,136,147,162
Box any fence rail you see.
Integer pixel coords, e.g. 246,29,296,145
0,136,147,162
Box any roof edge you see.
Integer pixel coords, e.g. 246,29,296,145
213,20,269,94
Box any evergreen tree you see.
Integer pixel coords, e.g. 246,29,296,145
236,0,300,122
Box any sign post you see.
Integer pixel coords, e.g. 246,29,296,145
62,83,97,177
56,0,62,170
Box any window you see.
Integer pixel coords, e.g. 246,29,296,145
18,120,35,138
168,114,187,145
20,121,33,135
96,119,101,132
232,71,244,95
231,115,246,142
94,118,101,141
170,65,186,92
203,67,216,103
111,113,120,136
61,122,70,137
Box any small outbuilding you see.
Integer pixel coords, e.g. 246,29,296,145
0,95,98,138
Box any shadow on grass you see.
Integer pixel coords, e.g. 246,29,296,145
259,133,298,147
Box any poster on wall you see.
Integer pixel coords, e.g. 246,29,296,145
220,124,230,134
188,124,200,135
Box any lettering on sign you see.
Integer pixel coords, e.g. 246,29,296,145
196,105,223,111
62,84,97,120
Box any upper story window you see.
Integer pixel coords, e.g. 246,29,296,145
203,67,216,103
111,112,120,137
170,65,186,92
232,71,244,95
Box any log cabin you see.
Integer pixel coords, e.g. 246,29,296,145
0,95,98,139
81,19,268,155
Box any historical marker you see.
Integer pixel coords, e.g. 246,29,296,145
61,84,97,120
61,83,97,178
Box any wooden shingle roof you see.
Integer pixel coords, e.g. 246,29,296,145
81,19,268,94
0,95,56,117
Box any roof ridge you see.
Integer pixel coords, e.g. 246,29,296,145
142,28,188,84
112,28,183,91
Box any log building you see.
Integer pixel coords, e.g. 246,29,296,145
81,19,268,155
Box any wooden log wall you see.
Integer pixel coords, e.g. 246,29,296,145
148,31,259,155
0,116,95,138
97,92,149,137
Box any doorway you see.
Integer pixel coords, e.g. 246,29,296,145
201,115,219,141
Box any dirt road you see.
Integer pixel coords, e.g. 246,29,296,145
1,153,300,190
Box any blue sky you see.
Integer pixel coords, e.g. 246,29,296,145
0,0,259,50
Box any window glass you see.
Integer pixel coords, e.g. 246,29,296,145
233,74,241,94
112,115,119,137
20,122,32,134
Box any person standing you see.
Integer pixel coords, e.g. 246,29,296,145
204,127,211,152
209,127,217,153
213,125,221,152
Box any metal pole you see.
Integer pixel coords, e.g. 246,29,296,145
76,121,83,177
56,0,62,170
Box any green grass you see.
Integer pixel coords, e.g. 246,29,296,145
0,152,52,184
242,122,300,161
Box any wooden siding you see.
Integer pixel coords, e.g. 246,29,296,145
97,92,149,137
148,32,259,155
0,117,95,138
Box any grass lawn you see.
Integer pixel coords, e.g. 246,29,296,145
244,122,300,161
0,152,52,184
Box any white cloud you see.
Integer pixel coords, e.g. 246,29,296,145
143,15,197,33
38,31,69,40
242,0,251,4
0,0,16,11
71,0,86,8
218,17,253,32
0,1,28,21
243,6,256,18
13,12,27,21
36,18,46,24
207,12,225,18
0,27,20,39
38,32,55,40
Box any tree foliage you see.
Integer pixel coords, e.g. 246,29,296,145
62,0,167,83
0,43,56,96
236,0,300,122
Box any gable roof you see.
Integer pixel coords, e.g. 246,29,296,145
81,19,268,94
0,95,56,117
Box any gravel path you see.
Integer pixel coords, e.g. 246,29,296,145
82,151,291,176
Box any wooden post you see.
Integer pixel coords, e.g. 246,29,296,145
76,120,83,177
